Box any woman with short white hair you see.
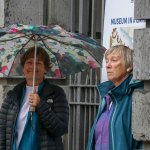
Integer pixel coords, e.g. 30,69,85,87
87,45,143,150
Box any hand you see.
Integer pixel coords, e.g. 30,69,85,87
29,91,40,107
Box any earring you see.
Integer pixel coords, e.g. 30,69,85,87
127,68,131,72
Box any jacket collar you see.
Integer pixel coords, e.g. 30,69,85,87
37,79,54,99
97,74,143,99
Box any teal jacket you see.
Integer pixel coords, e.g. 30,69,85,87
87,74,144,150
13,82,44,150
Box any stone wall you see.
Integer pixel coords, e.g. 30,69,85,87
132,0,150,149
4,0,44,26
0,0,4,27
48,0,71,30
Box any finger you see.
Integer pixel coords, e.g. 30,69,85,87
29,98,33,103
30,93,37,99
29,100,35,107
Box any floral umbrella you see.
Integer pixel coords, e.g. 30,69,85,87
0,24,106,80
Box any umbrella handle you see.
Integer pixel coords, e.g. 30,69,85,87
30,106,35,121
30,85,36,113
30,86,36,121
30,106,35,112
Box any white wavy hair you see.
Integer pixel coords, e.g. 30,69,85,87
105,45,133,72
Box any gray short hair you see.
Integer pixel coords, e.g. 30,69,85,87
105,45,133,71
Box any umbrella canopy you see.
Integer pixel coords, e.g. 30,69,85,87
0,24,106,79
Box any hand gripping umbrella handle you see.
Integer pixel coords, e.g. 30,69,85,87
30,83,36,113
30,86,36,120
30,86,36,113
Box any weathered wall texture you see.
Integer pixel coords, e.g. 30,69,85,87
133,28,150,80
132,89,150,140
134,0,150,19
133,0,150,148
48,0,71,30
4,0,44,26
0,0,4,27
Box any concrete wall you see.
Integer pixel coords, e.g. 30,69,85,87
48,0,71,30
0,0,4,27
4,0,44,26
133,0,150,149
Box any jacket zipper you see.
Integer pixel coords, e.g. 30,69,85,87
110,95,118,150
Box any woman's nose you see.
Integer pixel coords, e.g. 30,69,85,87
106,61,111,68
28,62,34,69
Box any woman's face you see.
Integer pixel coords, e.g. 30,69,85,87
106,52,128,86
23,57,46,86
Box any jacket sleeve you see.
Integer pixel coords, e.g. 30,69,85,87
36,85,69,137
0,97,10,149
132,139,142,150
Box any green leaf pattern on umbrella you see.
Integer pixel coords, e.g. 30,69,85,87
0,24,105,78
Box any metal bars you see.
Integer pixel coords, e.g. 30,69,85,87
91,0,97,38
68,69,100,150
70,0,101,38
69,0,104,149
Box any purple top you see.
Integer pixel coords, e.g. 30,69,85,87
94,94,113,150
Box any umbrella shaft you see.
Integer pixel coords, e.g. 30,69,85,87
32,43,37,92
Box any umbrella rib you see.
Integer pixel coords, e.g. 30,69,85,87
10,32,102,65
80,43,103,66
36,34,102,67
0,24,104,79
38,34,103,68
2,33,101,62
36,35,56,54
0,33,35,42
7,35,36,77
36,34,64,78
20,35,36,49
35,34,72,46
